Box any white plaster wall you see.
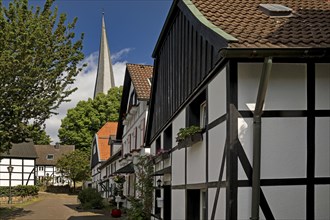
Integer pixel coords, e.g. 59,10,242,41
238,63,307,111
11,159,22,165
315,185,330,220
237,188,266,220
238,118,307,179
315,63,330,110
1,158,9,164
24,159,34,166
208,68,227,122
262,186,305,220
208,188,226,220
208,122,226,182
172,189,185,220
172,111,186,185
315,117,330,177
187,136,205,183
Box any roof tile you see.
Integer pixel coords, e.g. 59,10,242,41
192,0,330,48
126,64,153,100
97,122,117,161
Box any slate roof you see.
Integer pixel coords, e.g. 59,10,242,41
34,145,75,166
192,0,330,48
1,142,37,159
126,64,153,100
97,122,117,161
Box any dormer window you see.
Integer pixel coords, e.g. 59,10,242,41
47,154,54,160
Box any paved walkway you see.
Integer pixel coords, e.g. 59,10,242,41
6,192,122,220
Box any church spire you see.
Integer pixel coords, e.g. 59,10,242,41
94,13,115,99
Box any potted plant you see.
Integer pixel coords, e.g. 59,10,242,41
176,125,203,150
111,175,126,218
125,153,133,162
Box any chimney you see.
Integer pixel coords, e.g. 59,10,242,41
55,143,60,149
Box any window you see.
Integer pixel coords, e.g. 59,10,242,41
38,166,44,171
163,124,172,150
156,136,161,154
186,90,206,128
200,101,207,129
47,154,54,160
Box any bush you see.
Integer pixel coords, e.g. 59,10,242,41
78,188,104,209
0,185,39,197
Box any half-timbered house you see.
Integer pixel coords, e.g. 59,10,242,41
91,122,117,191
99,64,153,203
34,144,74,186
145,0,330,220
0,142,37,187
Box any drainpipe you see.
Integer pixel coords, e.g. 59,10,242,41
250,57,272,220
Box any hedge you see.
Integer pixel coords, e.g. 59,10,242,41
0,185,39,197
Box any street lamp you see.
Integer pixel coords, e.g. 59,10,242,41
7,165,14,204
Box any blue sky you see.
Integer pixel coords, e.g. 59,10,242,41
53,0,172,64
4,0,172,142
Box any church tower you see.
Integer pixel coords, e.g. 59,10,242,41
93,14,115,99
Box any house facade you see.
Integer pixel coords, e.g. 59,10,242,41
34,144,74,186
146,1,330,220
0,142,37,187
91,122,117,191
98,63,153,203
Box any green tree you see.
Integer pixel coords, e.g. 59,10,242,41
27,125,51,145
59,87,122,150
0,0,85,153
56,149,90,191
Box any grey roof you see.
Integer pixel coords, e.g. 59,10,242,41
34,144,75,166
1,142,37,159
93,14,115,99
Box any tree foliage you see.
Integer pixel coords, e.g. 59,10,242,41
127,155,154,220
56,149,90,191
0,0,85,153
27,125,51,145
59,87,122,150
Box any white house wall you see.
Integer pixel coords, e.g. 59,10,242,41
171,189,185,219
208,122,226,182
208,188,226,220
238,117,307,179
0,158,35,186
315,117,330,177
172,111,186,186
315,63,330,110
208,68,227,122
315,185,330,219
238,63,307,111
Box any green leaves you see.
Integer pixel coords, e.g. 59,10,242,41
0,0,85,153
56,149,90,186
58,87,122,150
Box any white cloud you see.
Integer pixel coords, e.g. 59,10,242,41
111,48,133,63
44,48,130,143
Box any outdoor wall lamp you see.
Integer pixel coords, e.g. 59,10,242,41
7,165,14,204
157,179,162,188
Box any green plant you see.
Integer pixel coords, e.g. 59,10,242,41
126,155,153,220
77,188,104,209
176,125,202,142
0,185,38,197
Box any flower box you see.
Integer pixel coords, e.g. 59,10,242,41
154,150,170,163
177,132,203,150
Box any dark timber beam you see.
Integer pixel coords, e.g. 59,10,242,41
250,57,273,220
